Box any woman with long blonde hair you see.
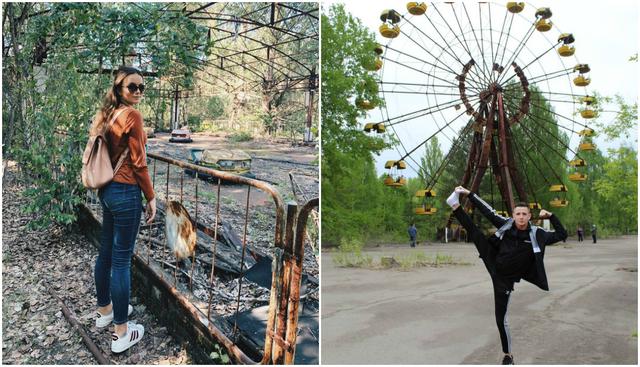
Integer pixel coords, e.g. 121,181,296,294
92,65,156,353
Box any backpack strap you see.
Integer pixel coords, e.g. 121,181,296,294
107,107,130,175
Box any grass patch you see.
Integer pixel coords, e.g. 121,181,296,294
395,252,471,270
632,330,637,338
228,131,253,142
332,245,471,270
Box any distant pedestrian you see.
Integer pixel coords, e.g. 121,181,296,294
591,224,597,243
577,226,584,242
408,223,417,248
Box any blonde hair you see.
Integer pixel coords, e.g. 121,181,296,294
90,66,142,136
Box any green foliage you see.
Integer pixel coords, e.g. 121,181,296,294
3,3,212,228
591,93,638,141
209,343,230,364
593,146,638,234
321,4,393,246
228,131,253,143
332,238,373,267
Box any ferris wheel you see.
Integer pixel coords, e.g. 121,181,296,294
361,2,597,217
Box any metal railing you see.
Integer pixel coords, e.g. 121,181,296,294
85,151,317,364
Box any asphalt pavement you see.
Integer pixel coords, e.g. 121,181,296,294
321,236,638,364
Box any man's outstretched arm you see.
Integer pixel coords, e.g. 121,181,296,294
538,209,568,245
455,186,509,229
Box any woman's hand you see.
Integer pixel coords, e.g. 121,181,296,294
145,198,157,224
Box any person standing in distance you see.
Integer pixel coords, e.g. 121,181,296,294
408,223,417,248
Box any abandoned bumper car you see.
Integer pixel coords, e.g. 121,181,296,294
169,127,193,143
184,148,256,182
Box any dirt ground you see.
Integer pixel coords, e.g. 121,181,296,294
2,166,189,364
321,237,638,364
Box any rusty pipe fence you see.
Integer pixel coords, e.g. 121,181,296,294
84,152,318,364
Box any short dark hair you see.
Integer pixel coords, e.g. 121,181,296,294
514,202,530,212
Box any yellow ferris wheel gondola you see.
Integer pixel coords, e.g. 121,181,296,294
579,94,597,119
407,2,427,15
573,64,591,86
364,122,386,134
557,33,575,57
578,142,596,151
549,198,569,208
569,158,586,167
548,184,568,207
507,2,525,13
379,9,401,38
384,160,407,187
568,172,587,182
415,189,436,215
355,98,376,110
578,127,595,137
535,19,552,32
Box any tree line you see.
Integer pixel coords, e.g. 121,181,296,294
321,4,637,248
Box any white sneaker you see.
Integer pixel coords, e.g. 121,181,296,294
95,304,134,328
111,321,144,353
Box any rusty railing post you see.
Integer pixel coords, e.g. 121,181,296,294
284,197,318,364
271,201,297,364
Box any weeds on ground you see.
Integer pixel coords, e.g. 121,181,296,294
332,238,373,268
228,131,253,142
332,241,470,269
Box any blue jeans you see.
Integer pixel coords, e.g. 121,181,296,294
95,181,142,325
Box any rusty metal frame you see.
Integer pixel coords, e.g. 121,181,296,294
144,152,287,363
86,151,316,363
458,61,531,214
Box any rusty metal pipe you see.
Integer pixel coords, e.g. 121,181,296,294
208,177,222,320
132,255,258,364
234,186,251,342
284,198,318,364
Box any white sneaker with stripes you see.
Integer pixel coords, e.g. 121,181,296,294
111,321,144,353
95,304,134,328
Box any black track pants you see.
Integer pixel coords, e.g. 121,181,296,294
454,207,514,354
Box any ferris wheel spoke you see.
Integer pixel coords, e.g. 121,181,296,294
384,95,480,128
384,45,458,77
488,2,496,82
512,137,553,193
496,20,538,85
461,2,493,84
515,117,571,165
383,57,460,88
504,98,580,158
398,98,481,162
383,95,471,122
491,8,511,82
525,99,591,129
501,42,564,86
426,121,476,189
515,122,568,184
378,81,459,89
526,68,574,84
401,14,484,83
530,90,589,98
441,3,493,85
380,90,462,96
497,12,516,72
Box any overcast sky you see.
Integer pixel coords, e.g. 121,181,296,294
325,1,639,177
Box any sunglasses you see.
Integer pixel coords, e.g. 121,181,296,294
124,83,145,94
